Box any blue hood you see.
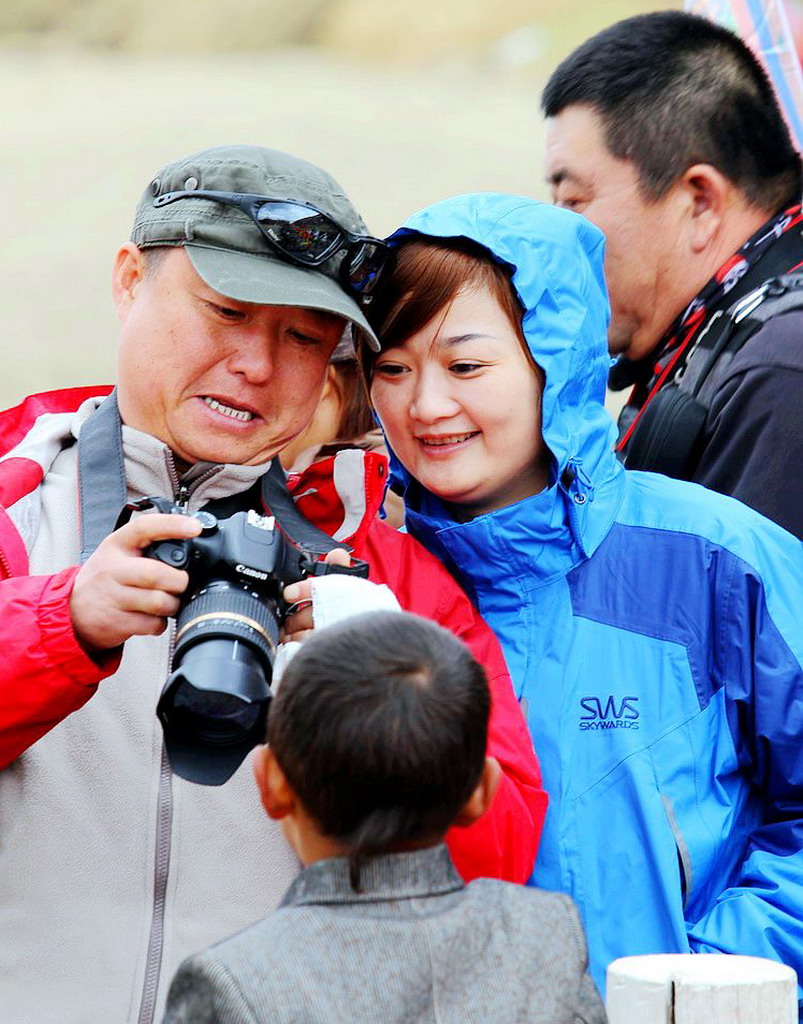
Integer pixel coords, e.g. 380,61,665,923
382,194,624,570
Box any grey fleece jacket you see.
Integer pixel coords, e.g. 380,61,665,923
0,399,301,1024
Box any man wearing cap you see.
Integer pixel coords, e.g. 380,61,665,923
0,146,545,1024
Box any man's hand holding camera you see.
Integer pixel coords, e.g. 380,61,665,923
282,548,352,643
70,513,202,653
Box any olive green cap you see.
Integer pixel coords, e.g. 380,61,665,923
131,144,379,350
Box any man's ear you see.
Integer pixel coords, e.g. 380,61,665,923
252,746,296,821
112,243,147,320
453,756,502,828
678,163,729,254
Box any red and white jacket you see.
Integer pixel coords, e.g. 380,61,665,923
0,388,546,1022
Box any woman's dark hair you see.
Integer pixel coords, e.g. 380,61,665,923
362,237,533,376
267,610,490,888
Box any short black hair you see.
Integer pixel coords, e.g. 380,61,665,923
268,611,490,872
140,245,171,277
542,10,801,209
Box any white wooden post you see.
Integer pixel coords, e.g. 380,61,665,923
606,954,798,1024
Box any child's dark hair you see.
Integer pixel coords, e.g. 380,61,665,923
267,610,490,887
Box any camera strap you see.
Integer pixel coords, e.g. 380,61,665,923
258,460,355,560
77,389,127,563
77,389,360,567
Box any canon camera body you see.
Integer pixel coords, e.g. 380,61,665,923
120,496,363,786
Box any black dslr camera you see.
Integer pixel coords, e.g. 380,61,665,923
119,496,366,786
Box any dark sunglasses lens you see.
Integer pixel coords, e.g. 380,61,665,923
255,203,339,264
346,243,389,294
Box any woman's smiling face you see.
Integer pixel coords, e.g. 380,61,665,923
370,284,550,519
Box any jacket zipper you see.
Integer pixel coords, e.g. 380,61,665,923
661,794,693,909
136,468,216,1023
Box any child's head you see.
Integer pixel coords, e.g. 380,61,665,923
254,610,498,871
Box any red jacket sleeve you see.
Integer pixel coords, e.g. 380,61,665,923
358,520,548,884
0,566,121,766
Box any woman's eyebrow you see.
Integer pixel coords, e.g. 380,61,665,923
439,332,493,347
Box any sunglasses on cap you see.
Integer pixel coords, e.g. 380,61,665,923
152,189,392,306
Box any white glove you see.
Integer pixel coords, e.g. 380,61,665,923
273,575,401,688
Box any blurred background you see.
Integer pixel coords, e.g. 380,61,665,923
1,0,671,407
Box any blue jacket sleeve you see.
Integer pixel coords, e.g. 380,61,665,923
687,536,803,994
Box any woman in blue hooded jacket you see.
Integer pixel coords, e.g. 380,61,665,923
364,194,803,1004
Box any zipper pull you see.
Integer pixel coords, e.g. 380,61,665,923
562,457,594,506
175,484,191,511
560,457,593,560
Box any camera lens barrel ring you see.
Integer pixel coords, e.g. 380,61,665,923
175,611,276,652
173,580,281,671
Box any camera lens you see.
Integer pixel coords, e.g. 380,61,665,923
157,580,281,785
170,684,262,747
174,580,280,670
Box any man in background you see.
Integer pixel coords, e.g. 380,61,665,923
542,10,803,536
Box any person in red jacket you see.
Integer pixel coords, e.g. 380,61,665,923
0,145,545,1024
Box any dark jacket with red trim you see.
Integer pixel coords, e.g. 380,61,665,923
0,387,545,1024
612,212,803,538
